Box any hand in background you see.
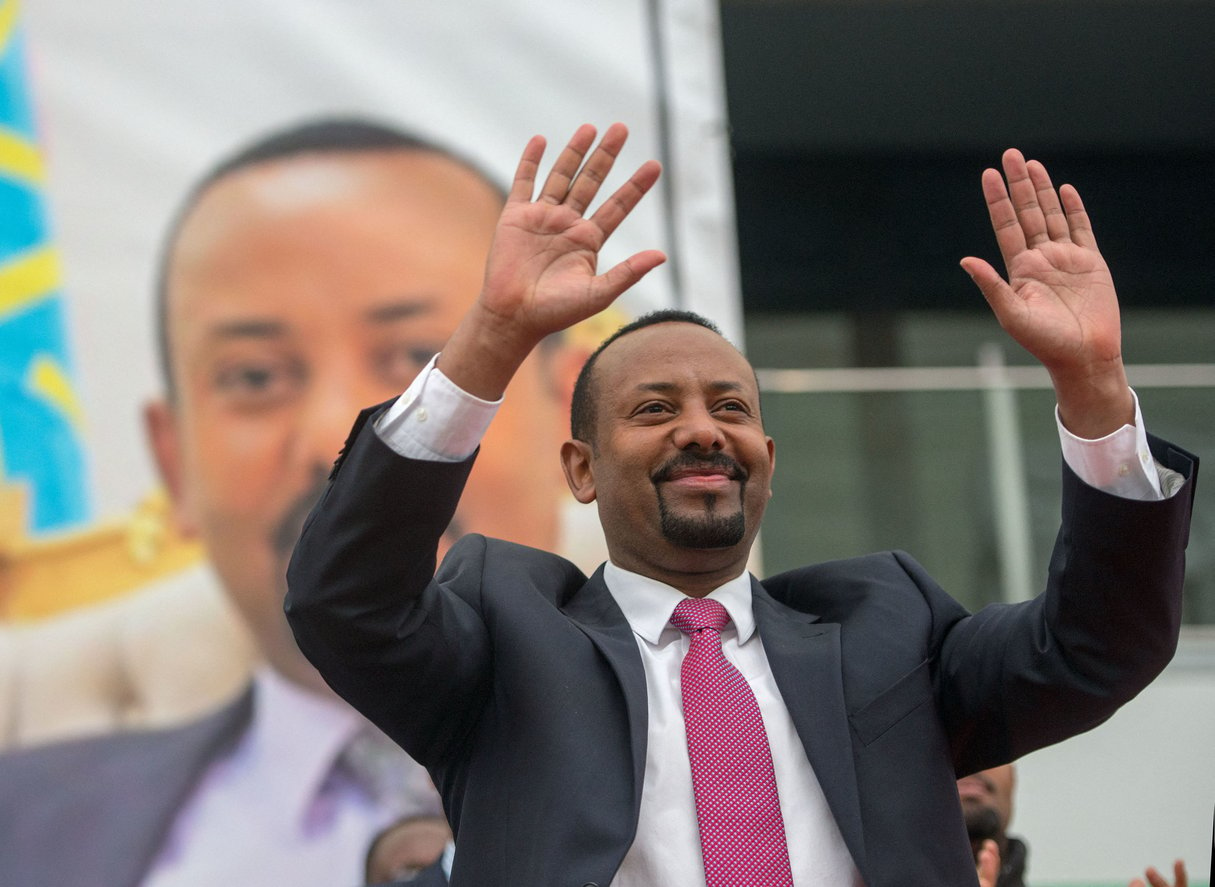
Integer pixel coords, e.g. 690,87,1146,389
1130,859,1188,887
976,838,1000,887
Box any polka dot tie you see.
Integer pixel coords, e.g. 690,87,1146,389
670,597,794,887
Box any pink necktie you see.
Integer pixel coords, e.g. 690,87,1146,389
670,597,794,887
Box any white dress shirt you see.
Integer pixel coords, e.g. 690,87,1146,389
144,668,441,887
602,563,862,886
375,355,1173,882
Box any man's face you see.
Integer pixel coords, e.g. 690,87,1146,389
957,763,1016,843
562,323,774,582
147,150,569,692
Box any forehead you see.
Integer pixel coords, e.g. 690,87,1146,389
595,322,757,400
163,150,502,336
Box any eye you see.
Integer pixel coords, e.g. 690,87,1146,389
714,399,751,415
213,358,305,410
375,343,440,389
631,401,673,419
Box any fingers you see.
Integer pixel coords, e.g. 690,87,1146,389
976,839,1000,887
981,162,1027,267
959,255,1017,319
537,124,599,205
1173,859,1188,887
981,148,1094,263
1060,182,1098,248
591,249,668,305
1137,861,1187,887
508,135,548,204
1028,159,1070,242
520,123,660,230
590,159,662,240
565,123,629,215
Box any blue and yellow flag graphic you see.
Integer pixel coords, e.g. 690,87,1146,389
0,0,90,534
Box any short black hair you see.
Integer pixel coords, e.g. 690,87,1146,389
154,116,504,400
569,309,728,444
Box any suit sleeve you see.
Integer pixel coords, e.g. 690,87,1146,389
935,434,1198,774
285,400,494,766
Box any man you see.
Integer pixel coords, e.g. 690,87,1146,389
365,815,452,885
0,118,584,886
958,765,1191,887
959,765,1028,887
287,124,1196,885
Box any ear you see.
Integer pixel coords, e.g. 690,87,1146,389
143,399,200,537
560,439,597,504
766,435,776,498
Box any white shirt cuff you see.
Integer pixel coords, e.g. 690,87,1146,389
1056,388,1174,500
374,354,501,462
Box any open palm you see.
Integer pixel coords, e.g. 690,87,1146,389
479,124,665,341
962,149,1121,376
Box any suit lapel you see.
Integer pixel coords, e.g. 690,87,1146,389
87,686,255,887
561,568,649,798
752,581,867,875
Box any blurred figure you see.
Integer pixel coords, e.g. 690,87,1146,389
365,815,451,885
958,764,1027,887
0,117,586,887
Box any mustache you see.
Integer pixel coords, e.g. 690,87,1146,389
273,468,331,559
651,451,747,484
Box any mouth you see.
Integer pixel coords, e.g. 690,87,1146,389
652,453,746,490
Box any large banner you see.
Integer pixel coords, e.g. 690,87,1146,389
0,0,89,535
0,2,741,885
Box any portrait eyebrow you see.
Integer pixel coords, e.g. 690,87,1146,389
365,299,437,325
207,319,288,340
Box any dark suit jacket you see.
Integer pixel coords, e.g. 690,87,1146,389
0,687,254,887
286,404,1197,887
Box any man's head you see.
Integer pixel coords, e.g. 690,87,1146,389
364,815,451,884
560,312,774,592
958,763,1017,854
146,118,576,692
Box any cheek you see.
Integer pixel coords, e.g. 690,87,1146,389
180,413,293,521
457,386,565,549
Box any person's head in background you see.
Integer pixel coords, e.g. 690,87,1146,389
958,763,1017,859
364,815,451,885
145,118,582,695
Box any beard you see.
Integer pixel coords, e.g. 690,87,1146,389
657,490,746,548
964,804,1003,861
652,451,749,549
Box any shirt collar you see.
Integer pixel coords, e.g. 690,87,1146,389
603,562,756,646
250,667,366,830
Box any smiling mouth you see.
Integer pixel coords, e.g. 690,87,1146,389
652,453,746,486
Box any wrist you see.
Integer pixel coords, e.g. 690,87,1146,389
1050,361,1134,439
437,304,540,401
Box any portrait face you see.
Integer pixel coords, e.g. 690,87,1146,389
146,150,571,692
561,322,774,584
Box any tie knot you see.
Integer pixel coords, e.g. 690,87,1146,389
670,597,730,635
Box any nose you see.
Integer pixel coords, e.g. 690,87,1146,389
670,402,725,452
290,368,376,473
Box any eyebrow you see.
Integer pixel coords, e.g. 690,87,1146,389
365,299,436,324
635,380,746,394
209,320,286,340
205,299,436,341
